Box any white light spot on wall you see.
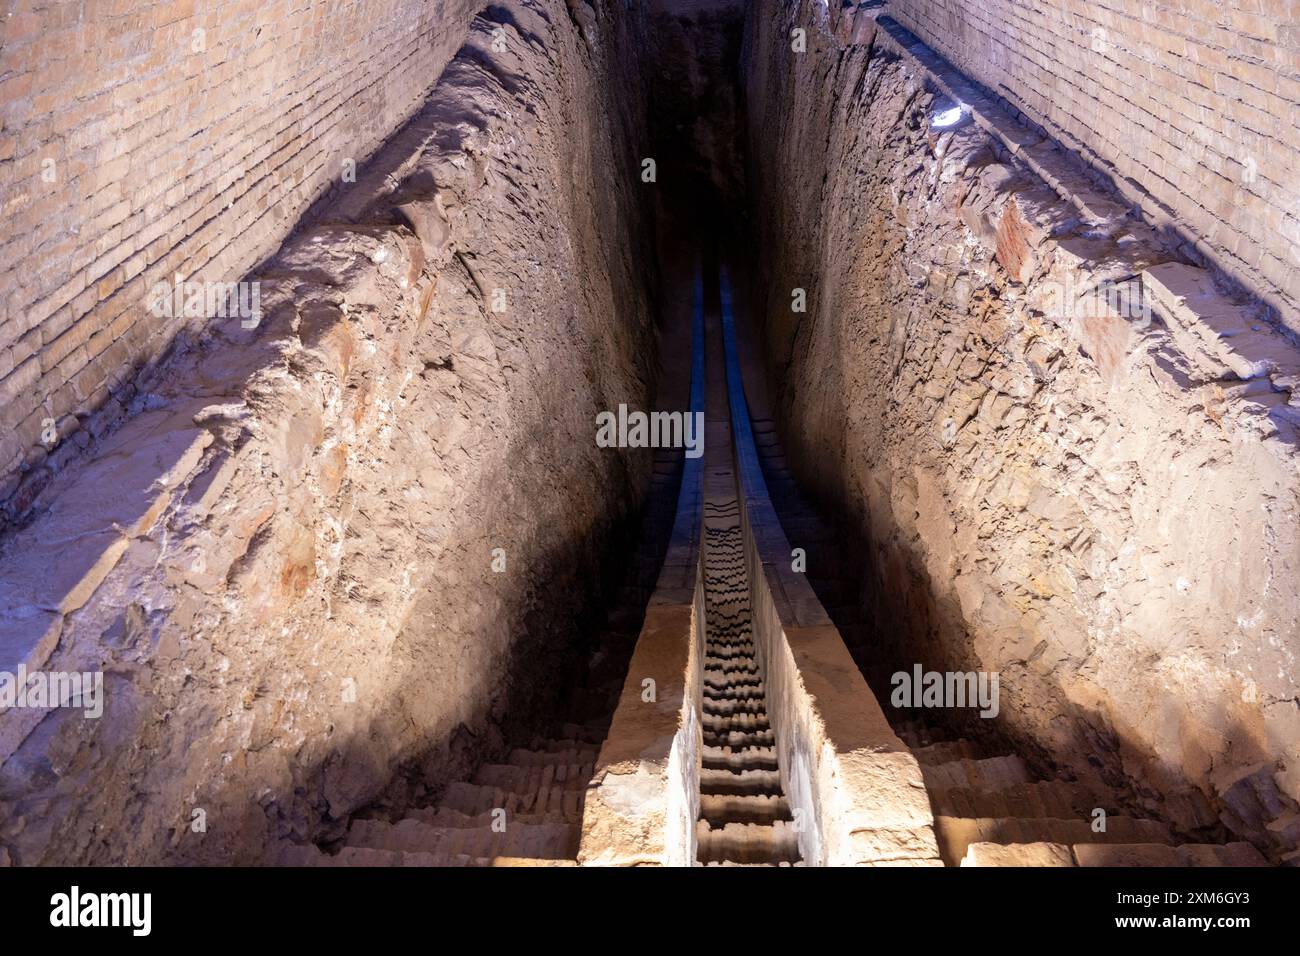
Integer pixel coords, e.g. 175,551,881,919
932,105,965,128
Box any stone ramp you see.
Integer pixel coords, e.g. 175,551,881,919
276,725,603,867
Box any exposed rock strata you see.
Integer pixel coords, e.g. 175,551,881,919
744,6,1300,856
0,0,657,865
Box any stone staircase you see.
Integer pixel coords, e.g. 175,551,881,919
750,414,1270,868
275,404,1274,867
277,447,684,866
893,718,1269,866
694,496,802,866
275,723,603,866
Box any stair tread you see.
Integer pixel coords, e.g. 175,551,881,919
961,840,1270,867
696,820,801,865
921,755,1032,795
934,815,1174,866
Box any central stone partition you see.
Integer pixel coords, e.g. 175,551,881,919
720,269,940,866
579,266,707,867
579,258,940,866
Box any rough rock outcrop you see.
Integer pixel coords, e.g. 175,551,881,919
0,0,658,865
744,5,1300,856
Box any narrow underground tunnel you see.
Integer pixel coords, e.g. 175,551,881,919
0,0,1297,894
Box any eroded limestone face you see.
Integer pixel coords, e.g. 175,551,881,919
0,0,659,865
743,9,1300,854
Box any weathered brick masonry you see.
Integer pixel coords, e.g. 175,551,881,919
0,0,480,503
884,0,1300,330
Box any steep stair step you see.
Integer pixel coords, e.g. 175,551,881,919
472,762,593,793
910,739,986,765
705,663,758,675
959,842,1075,867
274,845,477,867
703,684,767,701
932,780,1099,819
507,746,599,766
703,698,767,717
960,840,1270,867
704,672,762,687
699,794,792,826
703,745,779,771
934,815,1174,866
437,781,584,820
707,645,756,659
1073,842,1269,867
703,729,776,748
921,755,1032,795
528,735,604,753
346,817,579,860
696,820,801,865
700,767,784,797
704,663,760,677
406,805,580,829
275,843,578,867
702,712,770,734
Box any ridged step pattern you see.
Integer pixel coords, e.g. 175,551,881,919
695,495,801,866
914,722,1269,867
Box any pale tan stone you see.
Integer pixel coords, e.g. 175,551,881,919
961,841,1075,867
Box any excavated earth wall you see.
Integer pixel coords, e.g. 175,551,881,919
0,0,657,865
744,4,1300,857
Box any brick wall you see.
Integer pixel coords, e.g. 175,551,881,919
0,0,481,499
884,0,1300,331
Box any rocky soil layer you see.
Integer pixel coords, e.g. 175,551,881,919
743,4,1300,858
0,0,658,865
